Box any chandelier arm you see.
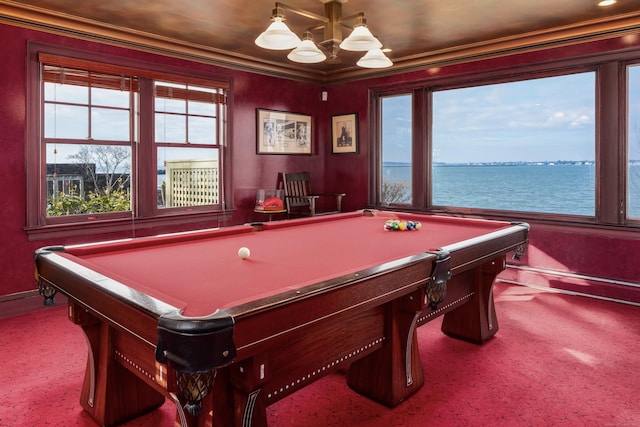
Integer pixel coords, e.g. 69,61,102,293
340,12,365,24
340,22,355,31
306,23,327,32
275,2,330,24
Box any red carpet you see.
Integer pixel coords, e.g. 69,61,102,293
1,282,638,426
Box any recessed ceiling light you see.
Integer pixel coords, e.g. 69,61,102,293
598,0,617,6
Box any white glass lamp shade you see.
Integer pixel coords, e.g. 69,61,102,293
339,25,382,51
356,48,393,68
255,17,301,50
287,39,326,63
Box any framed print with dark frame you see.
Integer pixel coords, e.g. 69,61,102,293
332,113,358,154
256,109,312,155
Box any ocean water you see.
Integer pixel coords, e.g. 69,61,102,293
383,164,640,218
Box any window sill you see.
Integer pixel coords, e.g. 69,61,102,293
371,204,640,235
25,210,234,241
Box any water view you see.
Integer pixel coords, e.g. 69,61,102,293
383,163,640,218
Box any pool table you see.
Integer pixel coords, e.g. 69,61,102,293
34,210,528,427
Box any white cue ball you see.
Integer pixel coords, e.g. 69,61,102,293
238,247,251,260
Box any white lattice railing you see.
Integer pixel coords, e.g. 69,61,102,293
164,159,218,207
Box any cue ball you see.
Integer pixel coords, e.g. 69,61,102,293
238,247,251,259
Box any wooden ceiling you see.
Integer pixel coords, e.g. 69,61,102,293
2,0,640,83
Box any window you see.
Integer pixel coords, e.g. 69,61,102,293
375,69,599,220
155,81,224,209
432,73,595,215
381,95,412,205
26,45,229,236
43,65,135,218
628,64,640,219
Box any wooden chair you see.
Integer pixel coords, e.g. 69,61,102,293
282,172,346,217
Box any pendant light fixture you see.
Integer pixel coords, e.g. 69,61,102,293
287,31,326,63
356,48,393,68
255,1,392,69
255,7,301,50
339,16,382,52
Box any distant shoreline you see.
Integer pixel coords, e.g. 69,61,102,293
384,161,597,167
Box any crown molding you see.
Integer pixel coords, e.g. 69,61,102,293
2,1,640,85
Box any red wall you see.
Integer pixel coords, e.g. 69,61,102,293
2,22,640,304
0,23,359,296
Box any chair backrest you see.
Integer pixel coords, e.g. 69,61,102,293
282,172,312,209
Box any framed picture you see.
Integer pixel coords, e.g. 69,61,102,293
256,109,312,155
332,113,358,154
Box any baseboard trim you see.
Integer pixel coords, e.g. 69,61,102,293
501,264,640,306
0,289,40,303
0,291,67,319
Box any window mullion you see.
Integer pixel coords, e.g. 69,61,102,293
137,78,156,218
598,62,623,224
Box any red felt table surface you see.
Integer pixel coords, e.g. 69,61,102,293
60,212,512,317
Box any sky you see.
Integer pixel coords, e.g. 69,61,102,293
45,66,640,168
44,83,219,174
382,71,607,164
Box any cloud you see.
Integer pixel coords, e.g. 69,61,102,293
570,114,592,127
385,72,597,163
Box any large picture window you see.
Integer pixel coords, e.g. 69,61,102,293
26,45,229,236
374,66,618,222
432,73,595,215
